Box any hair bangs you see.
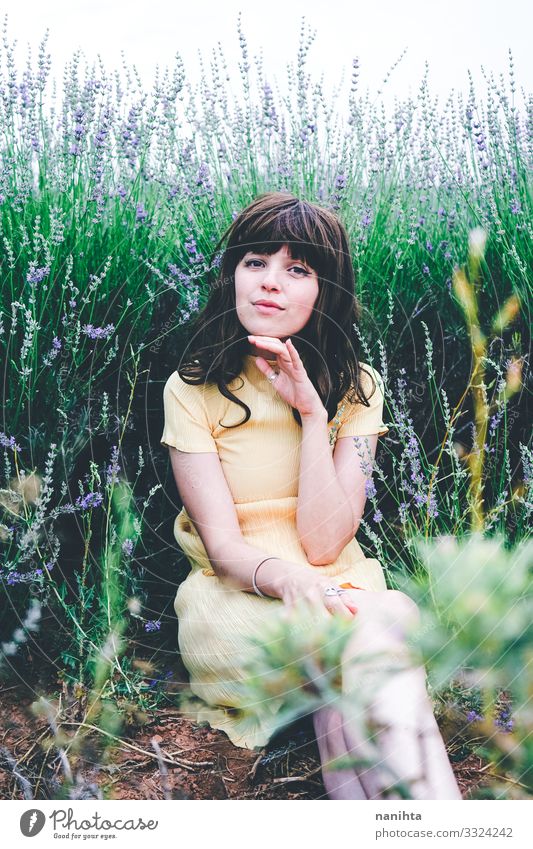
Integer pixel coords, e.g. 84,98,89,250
230,201,335,277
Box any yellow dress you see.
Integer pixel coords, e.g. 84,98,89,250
160,354,389,750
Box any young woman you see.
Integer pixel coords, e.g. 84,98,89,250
160,191,461,800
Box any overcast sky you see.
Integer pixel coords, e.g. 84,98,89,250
1,0,531,109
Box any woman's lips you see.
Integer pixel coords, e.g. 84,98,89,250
253,303,283,315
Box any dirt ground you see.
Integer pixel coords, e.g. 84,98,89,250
0,681,492,800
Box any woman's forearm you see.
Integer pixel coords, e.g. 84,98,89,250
296,408,355,566
209,536,312,599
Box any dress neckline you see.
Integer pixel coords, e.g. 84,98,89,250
241,353,280,391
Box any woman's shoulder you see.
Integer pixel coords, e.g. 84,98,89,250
163,370,226,411
340,362,384,400
163,372,227,441
357,362,385,392
164,368,217,391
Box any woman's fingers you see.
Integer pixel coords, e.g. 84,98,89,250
324,594,356,620
248,335,292,364
255,356,278,374
286,338,301,365
281,584,357,622
320,585,358,619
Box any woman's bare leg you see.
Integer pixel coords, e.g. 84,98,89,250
339,590,462,800
312,705,368,799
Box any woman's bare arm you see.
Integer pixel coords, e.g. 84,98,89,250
296,410,356,565
168,447,357,617
168,447,312,598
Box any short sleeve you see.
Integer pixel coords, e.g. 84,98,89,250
160,371,218,453
335,364,389,438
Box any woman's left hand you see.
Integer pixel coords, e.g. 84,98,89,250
247,335,326,418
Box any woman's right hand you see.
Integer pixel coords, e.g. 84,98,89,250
279,569,358,621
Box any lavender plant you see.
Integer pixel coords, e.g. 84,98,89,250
0,13,530,796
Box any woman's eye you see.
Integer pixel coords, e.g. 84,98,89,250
243,259,310,276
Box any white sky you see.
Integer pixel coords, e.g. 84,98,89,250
0,0,531,109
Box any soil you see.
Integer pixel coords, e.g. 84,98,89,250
0,679,493,801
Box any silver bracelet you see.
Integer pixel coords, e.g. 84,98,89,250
252,556,281,598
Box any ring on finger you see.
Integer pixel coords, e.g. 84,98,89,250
324,585,346,597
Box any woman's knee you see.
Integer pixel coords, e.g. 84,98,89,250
356,588,421,631
342,590,422,670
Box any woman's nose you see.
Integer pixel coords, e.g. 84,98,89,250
262,268,282,290
263,280,281,292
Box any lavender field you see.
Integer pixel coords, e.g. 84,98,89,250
0,16,532,799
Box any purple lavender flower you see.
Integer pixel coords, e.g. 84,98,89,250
427,491,439,519
494,707,514,732
466,710,484,723
69,299,77,309
52,337,62,351
95,128,108,147
81,323,115,340
26,266,50,285
76,492,104,511
122,538,134,557
5,567,45,585
136,203,148,222
510,199,521,215
0,432,21,452
398,502,409,524
334,173,347,191
196,162,214,194
489,410,504,434
106,445,120,486
6,571,21,586
372,509,383,523
144,620,161,633
184,234,204,263
422,265,430,275
405,435,424,488
365,478,377,499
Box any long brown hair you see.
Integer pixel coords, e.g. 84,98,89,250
178,191,377,427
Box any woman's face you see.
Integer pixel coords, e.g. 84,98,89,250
234,244,319,357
